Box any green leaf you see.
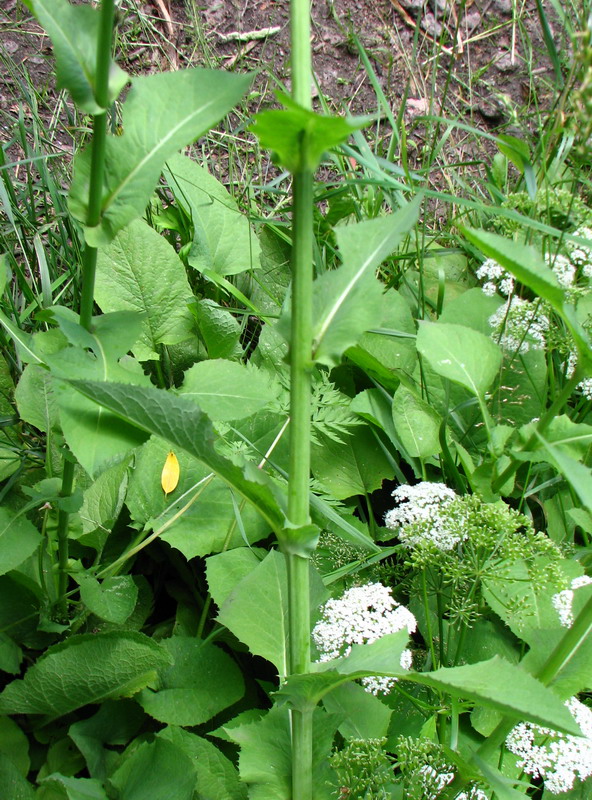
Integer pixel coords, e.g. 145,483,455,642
138,637,244,726
439,286,503,335
311,426,393,501
533,431,592,511
15,364,58,433
206,547,265,606
78,576,138,624
250,94,368,172
309,200,420,367
392,385,442,458
192,298,243,360
158,727,247,800
66,379,285,532
412,657,581,736
164,153,261,276
46,313,152,478
0,753,35,800
26,0,127,114
0,632,23,674
78,457,131,547
322,681,392,740
213,550,327,678
95,219,194,361
179,359,278,422
0,508,41,577
68,700,145,781
462,227,564,306
69,69,252,246
0,715,29,775
0,631,171,717
416,321,502,397
109,738,195,800
38,774,109,800
127,438,268,559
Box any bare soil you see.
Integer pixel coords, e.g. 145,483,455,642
0,0,565,175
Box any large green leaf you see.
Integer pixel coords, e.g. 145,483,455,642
95,219,194,361
308,200,420,367
47,313,151,478
24,0,127,114
416,321,502,397
67,379,284,532
322,681,392,740
0,632,171,717
15,364,58,433
126,437,269,559
0,753,35,800
192,298,243,360
109,738,195,800
0,715,30,775
164,153,261,276
212,550,327,679
0,508,41,577
69,69,253,246
78,457,131,547
392,385,442,458
178,359,278,421
139,637,244,726
78,576,138,625
311,426,393,500
37,774,109,800
158,728,247,800
68,700,144,782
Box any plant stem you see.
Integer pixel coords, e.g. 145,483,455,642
286,1,314,797
56,0,116,616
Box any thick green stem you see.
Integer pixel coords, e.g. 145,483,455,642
286,1,313,796
56,0,116,615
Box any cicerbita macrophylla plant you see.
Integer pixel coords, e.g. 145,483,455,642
506,697,592,794
312,582,416,695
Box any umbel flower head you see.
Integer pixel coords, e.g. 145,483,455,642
488,296,549,354
384,482,462,551
312,582,416,695
552,575,592,627
506,697,592,794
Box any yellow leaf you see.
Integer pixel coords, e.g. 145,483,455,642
161,451,180,496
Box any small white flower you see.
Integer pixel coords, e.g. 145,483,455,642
506,697,592,794
546,252,576,288
384,482,464,551
567,227,592,273
476,258,514,297
552,575,592,627
489,297,549,354
312,583,416,695
565,351,592,401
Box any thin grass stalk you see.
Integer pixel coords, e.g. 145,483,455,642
286,0,314,797
56,0,116,617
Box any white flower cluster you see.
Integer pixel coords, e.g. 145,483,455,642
476,258,515,297
567,226,592,278
565,351,592,401
312,582,416,695
552,575,592,627
488,296,549,354
384,482,464,551
546,252,577,288
415,765,487,800
506,697,592,794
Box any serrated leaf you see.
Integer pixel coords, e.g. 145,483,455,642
78,576,138,625
0,508,41,577
67,379,284,531
95,219,195,360
416,321,502,397
69,69,252,246
178,359,278,421
38,774,109,800
0,632,171,717
250,94,368,172
26,0,127,114
138,637,244,726
15,364,58,433
164,153,261,276
158,728,247,800
308,200,420,367
109,738,195,800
